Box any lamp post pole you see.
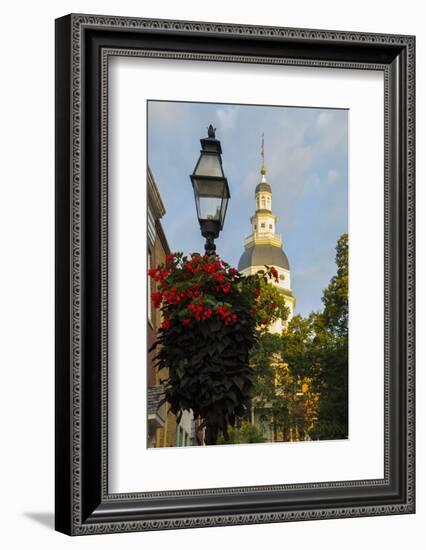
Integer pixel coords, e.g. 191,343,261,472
202,221,218,256
190,125,231,444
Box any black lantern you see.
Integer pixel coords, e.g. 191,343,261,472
190,125,230,255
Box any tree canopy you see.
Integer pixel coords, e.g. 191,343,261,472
250,233,349,441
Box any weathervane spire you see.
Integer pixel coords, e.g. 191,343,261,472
260,133,266,177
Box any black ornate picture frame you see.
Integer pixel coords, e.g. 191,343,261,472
55,14,415,535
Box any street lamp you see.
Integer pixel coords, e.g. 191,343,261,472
190,125,230,255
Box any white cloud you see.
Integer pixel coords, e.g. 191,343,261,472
215,106,240,131
148,101,190,129
315,111,330,129
236,169,258,199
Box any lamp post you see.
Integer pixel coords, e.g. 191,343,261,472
190,125,230,256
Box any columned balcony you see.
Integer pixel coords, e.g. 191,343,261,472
243,232,282,249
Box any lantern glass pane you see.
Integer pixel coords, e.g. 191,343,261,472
220,196,229,226
197,196,223,221
194,153,224,178
193,177,226,198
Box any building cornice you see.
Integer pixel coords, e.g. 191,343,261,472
147,165,166,219
156,220,171,256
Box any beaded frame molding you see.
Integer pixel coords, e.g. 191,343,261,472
55,14,415,535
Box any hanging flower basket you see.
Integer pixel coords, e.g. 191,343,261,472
149,252,286,444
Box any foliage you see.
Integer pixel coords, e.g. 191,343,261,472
322,233,349,337
217,421,266,444
310,233,349,439
250,333,288,424
249,233,349,442
148,252,287,444
250,329,318,441
255,280,289,328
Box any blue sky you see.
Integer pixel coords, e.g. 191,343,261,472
148,101,348,317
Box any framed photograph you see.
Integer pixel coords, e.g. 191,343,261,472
55,14,415,535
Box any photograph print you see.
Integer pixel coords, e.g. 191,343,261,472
147,100,348,449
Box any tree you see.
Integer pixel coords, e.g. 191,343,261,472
249,233,349,442
310,233,348,439
250,332,288,440
250,322,319,442
322,233,348,337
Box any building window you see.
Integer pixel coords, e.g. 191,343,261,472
261,198,265,208
254,224,257,230
280,274,285,281
269,224,273,229
261,223,265,229
147,207,156,246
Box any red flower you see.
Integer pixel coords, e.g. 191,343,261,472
261,319,269,325
212,272,225,284
161,319,171,330
185,261,199,273
202,308,213,320
151,292,162,308
255,289,261,298
214,304,237,325
270,267,279,281
150,254,242,328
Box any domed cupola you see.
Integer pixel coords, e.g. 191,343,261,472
238,134,296,328
238,245,290,272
